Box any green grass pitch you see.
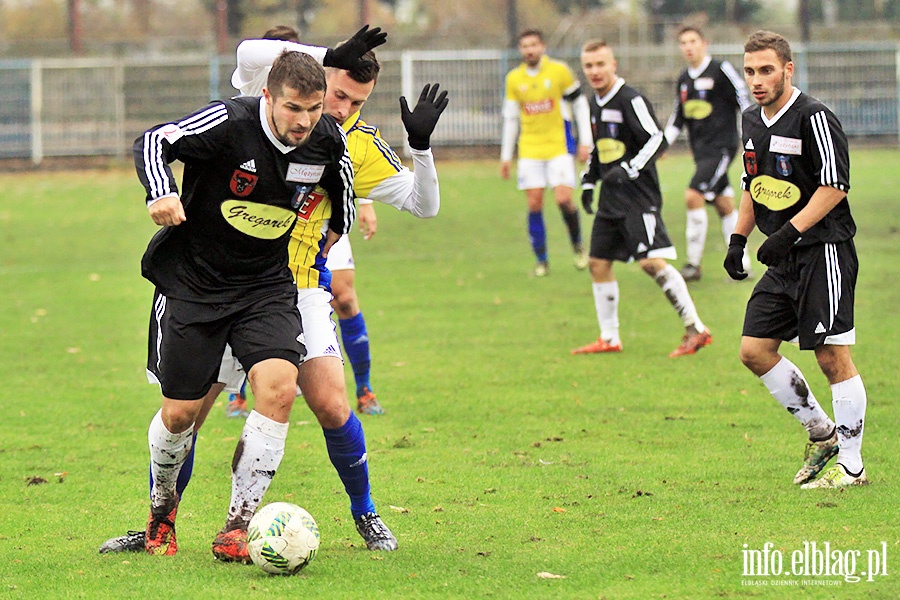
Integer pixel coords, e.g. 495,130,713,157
0,150,897,599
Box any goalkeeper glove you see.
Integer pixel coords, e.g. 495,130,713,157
757,222,800,267
723,234,749,280
400,83,449,150
581,184,595,215
323,25,387,71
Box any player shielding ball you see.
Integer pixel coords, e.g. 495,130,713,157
726,30,868,488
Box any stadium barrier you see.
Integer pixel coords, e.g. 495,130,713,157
2,43,898,164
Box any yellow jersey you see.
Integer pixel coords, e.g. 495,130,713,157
288,111,404,290
505,56,577,160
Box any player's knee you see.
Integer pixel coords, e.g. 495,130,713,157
309,396,351,429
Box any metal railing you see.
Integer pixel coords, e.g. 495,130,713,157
2,42,899,164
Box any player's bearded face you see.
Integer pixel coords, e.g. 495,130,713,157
265,86,325,147
518,35,545,67
744,50,793,109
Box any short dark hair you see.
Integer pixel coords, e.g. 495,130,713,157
744,30,792,65
677,25,705,40
267,50,326,99
581,39,610,54
263,25,299,42
329,45,380,84
518,29,543,43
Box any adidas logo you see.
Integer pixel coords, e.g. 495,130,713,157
349,452,368,468
239,159,257,172
745,139,754,150
636,242,648,253
324,344,339,355
814,322,826,334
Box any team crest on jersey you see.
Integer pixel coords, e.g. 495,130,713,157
295,187,326,222
744,151,757,176
775,154,793,176
680,84,688,103
230,170,258,197
607,123,618,138
291,184,314,210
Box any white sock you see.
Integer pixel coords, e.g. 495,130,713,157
226,410,289,530
831,375,867,475
759,358,835,440
592,281,620,345
685,207,708,267
148,409,194,511
654,265,705,332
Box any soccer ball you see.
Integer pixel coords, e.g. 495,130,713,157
247,502,320,575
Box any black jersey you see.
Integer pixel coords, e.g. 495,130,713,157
665,57,750,158
740,89,855,245
582,78,668,219
134,96,354,303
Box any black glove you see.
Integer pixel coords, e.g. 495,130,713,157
723,233,749,280
581,184,595,215
602,164,629,185
757,222,801,267
400,83,449,150
323,25,387,71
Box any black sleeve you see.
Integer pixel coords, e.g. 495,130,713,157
323,140,356,236
133,102,229,204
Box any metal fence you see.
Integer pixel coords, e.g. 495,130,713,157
2,42,899,164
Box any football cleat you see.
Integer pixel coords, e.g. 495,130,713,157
793,431,839,485
573,247,589,270
212,527,252,563
533,262,549,277
669,329,712,357
800,464,869,489
571,338,622,355
357,387,385,415
98,530,146,554
146,504,178,556
355,512,398,551
226,392,250,418
679,263,702,282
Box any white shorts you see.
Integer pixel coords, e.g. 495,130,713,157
516,154,576,190
324,235,354,272
219,287,343,393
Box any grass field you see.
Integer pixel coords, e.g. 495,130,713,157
0,150,898,599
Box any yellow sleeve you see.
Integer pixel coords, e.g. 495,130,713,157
347,123,404,199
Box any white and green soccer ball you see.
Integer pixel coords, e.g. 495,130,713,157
247,502,320,575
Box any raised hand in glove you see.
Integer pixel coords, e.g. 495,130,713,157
602,163,629,185
723,234,749,280
400,83,449,150
757,222,800,267
581,184,595,215
323,25,387,71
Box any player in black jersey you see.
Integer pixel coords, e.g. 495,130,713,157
571,40,712,358
131,51,355,558
726,30,868,488
664,26,752,281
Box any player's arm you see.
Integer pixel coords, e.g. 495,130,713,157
133,102,230,226
500,74,520,178
616,95,668,181
563,81,593,162
579,142,601,214
663,98,683,147
231,26,386,94
721,60,753,112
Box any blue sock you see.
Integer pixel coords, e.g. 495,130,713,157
149,431,196,499
528,211,548,263
339,312,371,396
322,412,376,519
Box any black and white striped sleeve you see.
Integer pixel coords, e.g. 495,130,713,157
133,102,230,205
721,60,752,112
622,95,667,178
808,108,850,193
324,131,357,236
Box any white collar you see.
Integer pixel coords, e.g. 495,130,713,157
761,87,801,128
594,77,625,107
258,97,296,154
687,55,712,79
